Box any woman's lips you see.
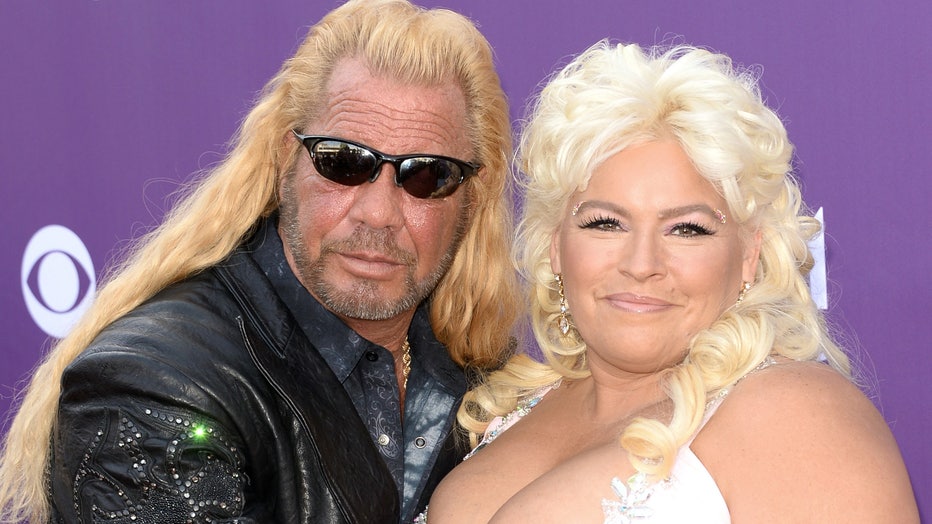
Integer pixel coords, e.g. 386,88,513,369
605,292,674,313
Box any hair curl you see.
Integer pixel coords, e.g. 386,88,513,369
459,41,849,479
0,1,518,520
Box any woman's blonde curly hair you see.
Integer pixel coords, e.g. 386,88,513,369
459,41,849,480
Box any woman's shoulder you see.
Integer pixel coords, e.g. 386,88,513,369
712,359,887,439
465,380,561,459
693,359,918,522
726,359,862,409
703,359,891,459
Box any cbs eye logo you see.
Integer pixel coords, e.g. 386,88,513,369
21,225,96,338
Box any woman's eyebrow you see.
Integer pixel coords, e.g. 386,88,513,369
657,204,717,219
573,200,629,217
574,201,716,220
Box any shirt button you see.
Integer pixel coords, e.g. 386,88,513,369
414,436,427,448
365,351,379,362
378,434,390,446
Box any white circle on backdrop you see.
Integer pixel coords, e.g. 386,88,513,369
21,225,96,338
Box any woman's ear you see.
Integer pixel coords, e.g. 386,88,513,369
550,227,562,275
742,229,763,282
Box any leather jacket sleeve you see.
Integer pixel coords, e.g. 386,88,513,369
50,347,268,523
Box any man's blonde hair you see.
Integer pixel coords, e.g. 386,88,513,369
0,1,518,520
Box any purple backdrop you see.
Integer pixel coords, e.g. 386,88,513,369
1,0,928,517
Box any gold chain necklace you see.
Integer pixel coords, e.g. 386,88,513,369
401,337,412,390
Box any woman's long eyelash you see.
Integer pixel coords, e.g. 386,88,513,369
579,214,621,229
673,221,715,235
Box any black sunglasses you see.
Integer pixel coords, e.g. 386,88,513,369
292,131,480,199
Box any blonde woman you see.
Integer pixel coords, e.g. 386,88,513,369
424,42,918,523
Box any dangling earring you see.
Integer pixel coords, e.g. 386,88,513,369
736,281,752,305
555,273,573,335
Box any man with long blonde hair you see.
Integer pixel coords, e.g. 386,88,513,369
0,1,518,522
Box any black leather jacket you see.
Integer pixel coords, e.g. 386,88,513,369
49,228,466,523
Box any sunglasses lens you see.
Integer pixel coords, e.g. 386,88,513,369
400,158,463,199
312,140,376,186
299,135,474,198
